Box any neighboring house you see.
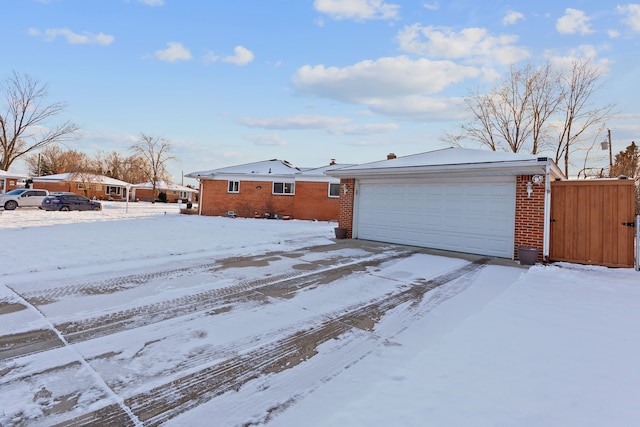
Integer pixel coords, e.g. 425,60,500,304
327,148,566,262
131,180,199,203
32,173,132,200
0,170,28,193
186,159,350,221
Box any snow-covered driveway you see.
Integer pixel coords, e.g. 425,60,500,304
3,203,638,427
1,228,502,426
0,203,516,425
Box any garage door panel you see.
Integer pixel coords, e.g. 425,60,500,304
356,180,515,258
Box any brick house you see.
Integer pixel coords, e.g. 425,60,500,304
186,159,351,221
327,148,565,262
131,181,199,203
32,172,132,200
0,170,27,193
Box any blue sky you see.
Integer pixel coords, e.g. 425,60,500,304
3,0,640,182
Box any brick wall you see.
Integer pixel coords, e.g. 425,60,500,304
293,181,339,221
338,179,355,238
200,180,290,217
514,175,546,262
200,179,340,220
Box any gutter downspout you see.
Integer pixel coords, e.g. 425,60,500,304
198,180,203,216
543,163,551,261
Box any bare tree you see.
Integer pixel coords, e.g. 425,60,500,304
554,58,614,176
0,71,78,171
528,63,563,154
459,59,612,175
130,133,175,202
24,145,91,176
462,64,545,153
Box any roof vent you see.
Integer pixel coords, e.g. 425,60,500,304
387,153,397,160
537,157,548,162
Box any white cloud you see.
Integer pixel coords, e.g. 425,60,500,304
396,24,530,65
544,45,611,75
367,95,468,121
27,27,114,45
314,0,400,21
240,116,399,136
245,133,288,146
222,46,255,66
240,115,351,130
331,123,400,135
138,0,164,6
617,4,640,32
503,10,524,26
556,8,593,35
608,29,621,38
154,42,192,62
423,2,439,11
293,56,480,105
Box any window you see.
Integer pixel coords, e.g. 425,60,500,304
329,183,340,198
273,182,294,195
76,183,86,190
228,181,240,193
106,186,121,195
179,191,188,199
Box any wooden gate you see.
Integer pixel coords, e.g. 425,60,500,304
550,179,636,268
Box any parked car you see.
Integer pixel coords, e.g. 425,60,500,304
41,194,102,211
0,188,49,210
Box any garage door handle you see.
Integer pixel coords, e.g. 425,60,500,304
622,221,636,227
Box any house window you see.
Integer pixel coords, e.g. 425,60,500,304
273,182,294,195
106,186,122,195
76,183,86,190
179,191,188,199
228,181,240,193
329,183,340,198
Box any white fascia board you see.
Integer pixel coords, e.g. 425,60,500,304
199,173,295,182
326,158,555,179
295,175,340,183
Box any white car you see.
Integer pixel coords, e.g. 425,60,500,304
0,188,50,210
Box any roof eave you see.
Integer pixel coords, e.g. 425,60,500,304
327,159,563,179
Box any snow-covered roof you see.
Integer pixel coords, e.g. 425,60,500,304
131,180,198,193
297,163,357,176
0,170,28,179
327,148,565,179
32,172,132,187
186,159,300,179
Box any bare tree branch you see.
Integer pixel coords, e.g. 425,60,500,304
0,71,79,170
130,134,175,203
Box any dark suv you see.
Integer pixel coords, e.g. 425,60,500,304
41,194,102,211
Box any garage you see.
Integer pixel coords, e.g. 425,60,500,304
329,148,565,261
356,178,516,258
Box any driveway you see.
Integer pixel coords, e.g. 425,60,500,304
0,239,520,426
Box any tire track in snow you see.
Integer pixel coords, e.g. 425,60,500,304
0,249,409,361
60,258,490,426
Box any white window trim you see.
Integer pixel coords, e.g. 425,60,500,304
272,182,295,195
328,183,340,198
228,180,240,193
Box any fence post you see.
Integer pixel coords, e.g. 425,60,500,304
636,215,639,271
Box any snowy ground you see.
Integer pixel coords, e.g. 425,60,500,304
1,202,639,426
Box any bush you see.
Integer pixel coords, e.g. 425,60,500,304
157,192,167,203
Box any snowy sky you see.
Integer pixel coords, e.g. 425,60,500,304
1,203,639,426
3,1,640,181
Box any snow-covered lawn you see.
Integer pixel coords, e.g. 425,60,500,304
1,202,639,426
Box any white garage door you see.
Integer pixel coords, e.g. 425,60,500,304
356,179,516,258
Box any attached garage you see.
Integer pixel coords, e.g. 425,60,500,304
329,148,565,261
356,178,516,258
